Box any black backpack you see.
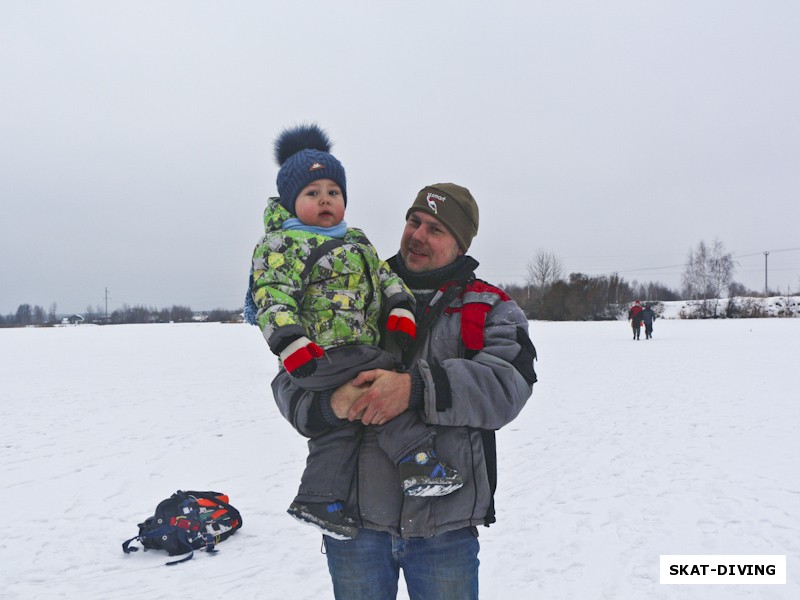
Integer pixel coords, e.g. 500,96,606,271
122,490,242,565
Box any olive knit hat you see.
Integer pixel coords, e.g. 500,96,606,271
274,124,347,215
405,183,480,251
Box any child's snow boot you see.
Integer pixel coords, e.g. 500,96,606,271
399,447,463,497
287,501,358,540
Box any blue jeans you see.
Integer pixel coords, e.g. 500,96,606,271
324,527,480,600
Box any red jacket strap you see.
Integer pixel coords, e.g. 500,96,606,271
459,279,510,351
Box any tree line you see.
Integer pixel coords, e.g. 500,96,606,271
502,239,790,321
3,238,795,326
0,303,242,327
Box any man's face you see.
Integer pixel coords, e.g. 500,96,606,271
400,211,463,272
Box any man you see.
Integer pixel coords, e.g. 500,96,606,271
272,183,537,599
640,303,656,339
628,300,643,340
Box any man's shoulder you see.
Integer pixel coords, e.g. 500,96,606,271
461,278,527,324
465,278,511,301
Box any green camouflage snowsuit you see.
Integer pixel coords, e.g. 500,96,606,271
251,199,413,361
251,199,433,505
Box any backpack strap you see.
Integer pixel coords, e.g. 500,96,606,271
122,519,176,554
459,280,510,526
122,535,141,554
164,525,205,566
443,279,510,352
165,520,217,566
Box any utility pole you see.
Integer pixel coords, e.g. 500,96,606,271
763,251,769,296
104,287,111,318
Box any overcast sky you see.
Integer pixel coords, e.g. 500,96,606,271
2,1,799,315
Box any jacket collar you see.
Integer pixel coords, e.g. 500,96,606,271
388,253,479,292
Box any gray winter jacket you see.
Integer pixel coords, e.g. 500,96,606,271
271,256,536,538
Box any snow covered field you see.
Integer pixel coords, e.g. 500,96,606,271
2,319,797,599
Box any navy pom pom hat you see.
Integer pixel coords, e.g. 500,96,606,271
274,124,347,215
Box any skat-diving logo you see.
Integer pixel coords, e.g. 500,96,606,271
426,192,447,214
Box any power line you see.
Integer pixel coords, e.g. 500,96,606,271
596,247,800,277
483,246,800,288
734,246,800,259
617,262,685,274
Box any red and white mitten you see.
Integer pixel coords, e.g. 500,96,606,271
280,336,325,378
387,308,416,348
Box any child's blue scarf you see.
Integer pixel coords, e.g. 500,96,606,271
280,218,348,238
243,220,348,324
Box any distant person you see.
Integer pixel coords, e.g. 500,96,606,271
640,304,656,339
628,300,643,340
245,124,462,539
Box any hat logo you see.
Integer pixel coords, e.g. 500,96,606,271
425,192,446,214
309,162,325,171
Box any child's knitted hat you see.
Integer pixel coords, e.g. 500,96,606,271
274,124,347,215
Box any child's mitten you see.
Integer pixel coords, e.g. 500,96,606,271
279,336,325,378
387,307,416,348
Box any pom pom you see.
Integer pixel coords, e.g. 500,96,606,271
274,123,333,166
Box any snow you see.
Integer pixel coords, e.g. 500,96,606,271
2,320,798,599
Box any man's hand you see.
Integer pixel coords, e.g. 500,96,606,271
347,370,412,425
330,380,370,420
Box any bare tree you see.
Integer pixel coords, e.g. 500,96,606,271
32,305,46,325
707,238,736,299
682,238,736,316
15,304,32,325
682,241,706,301
525,249,565,308
169,305,194,322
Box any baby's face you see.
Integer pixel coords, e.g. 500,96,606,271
294,179,345,228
